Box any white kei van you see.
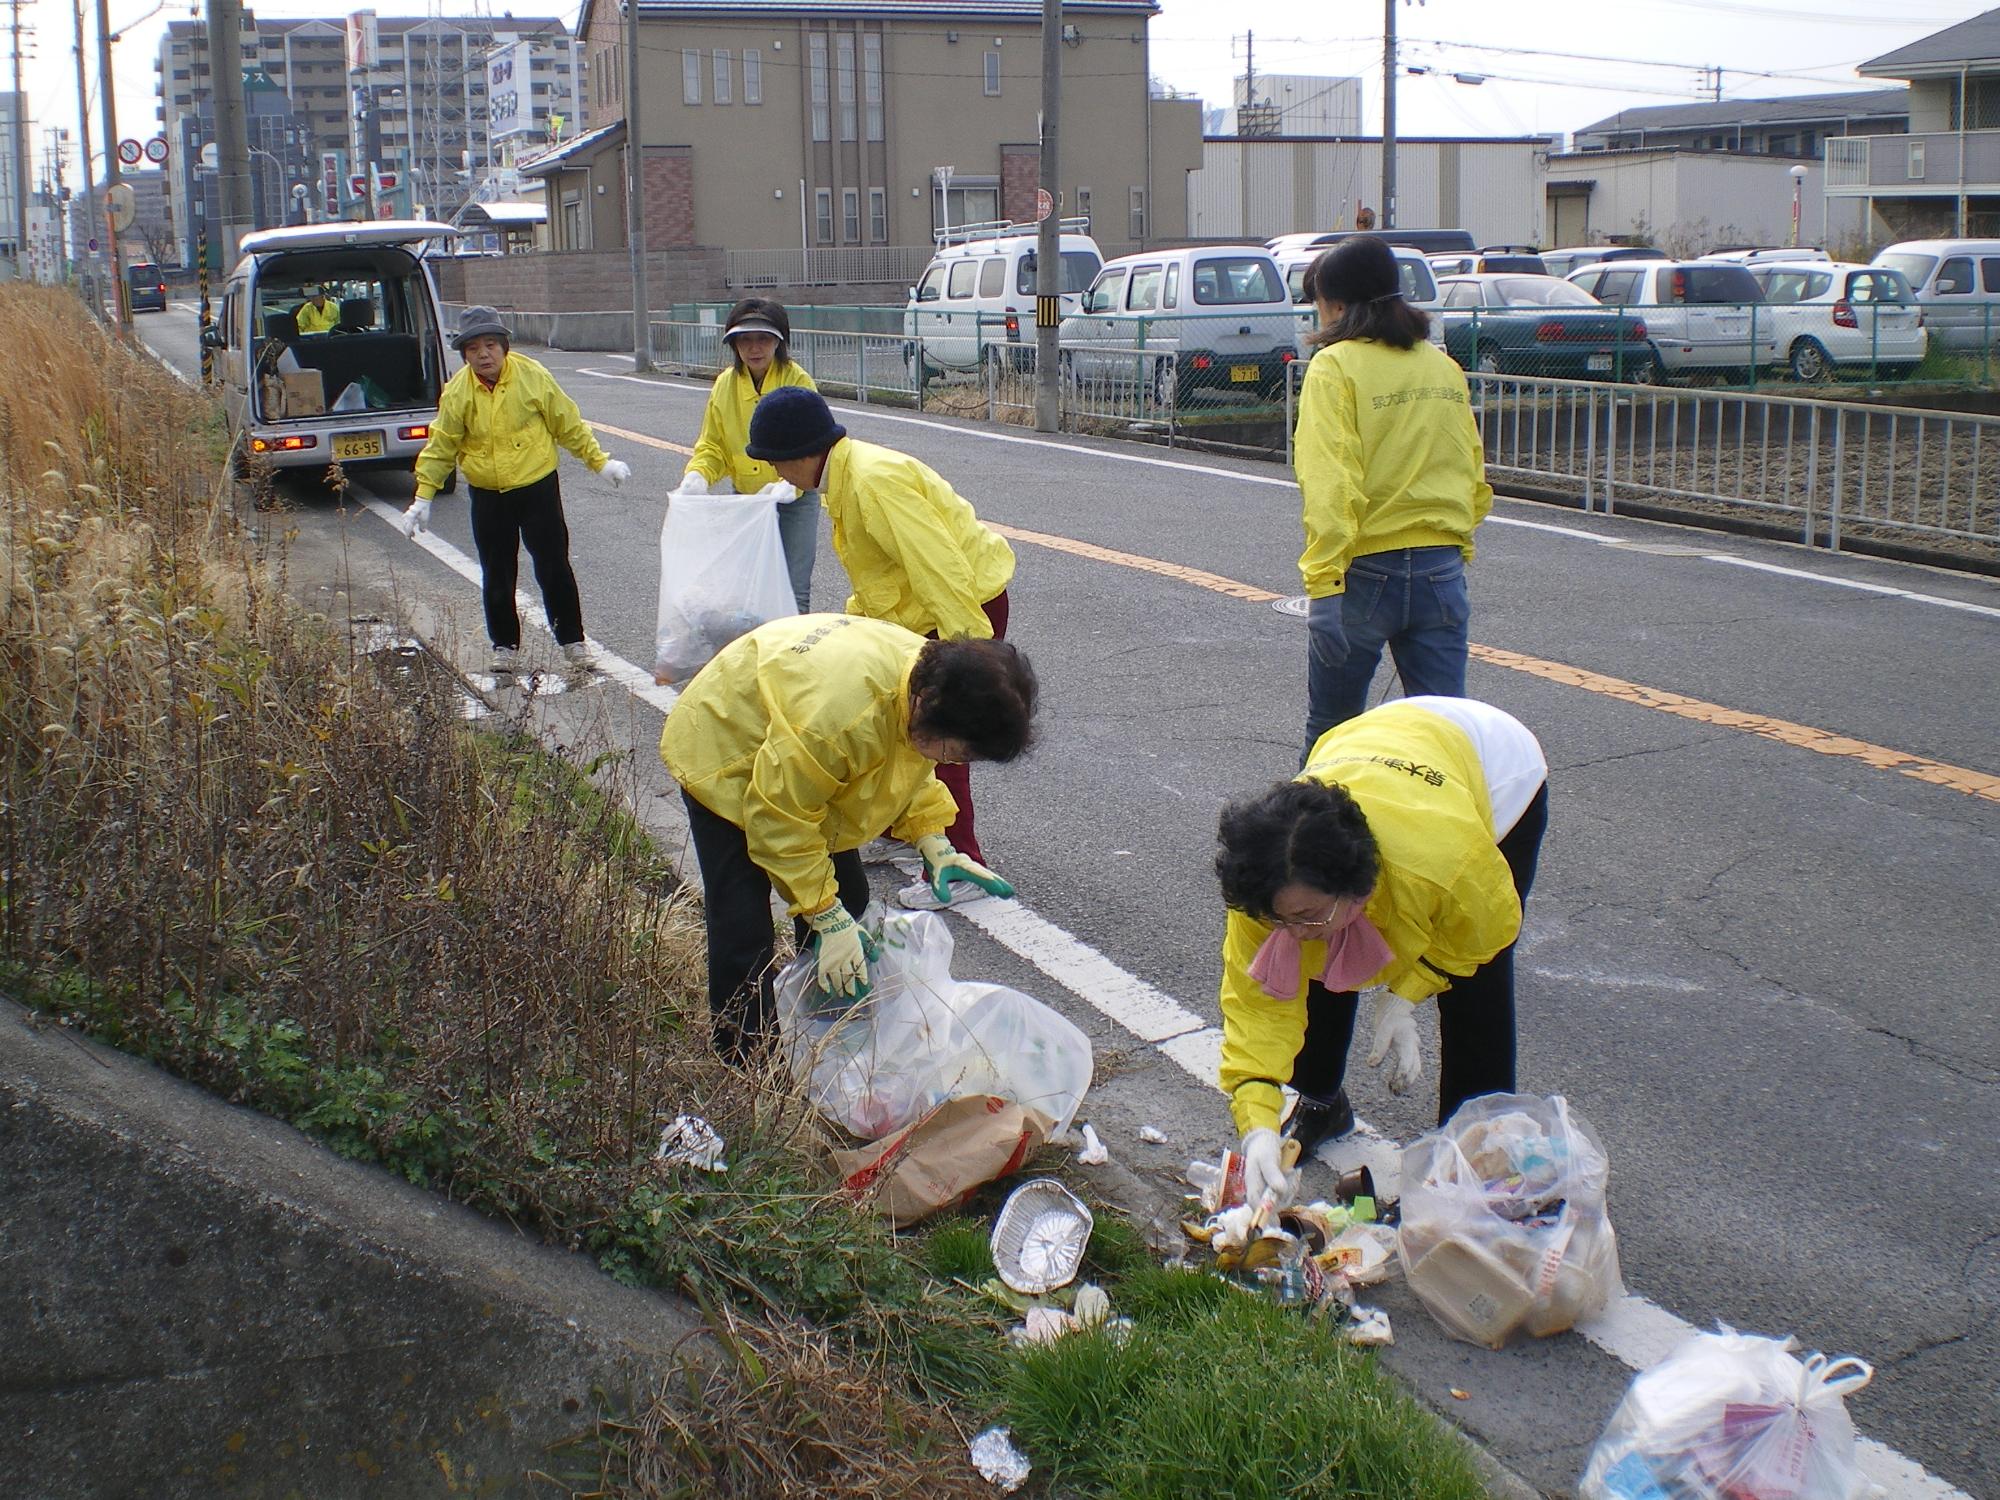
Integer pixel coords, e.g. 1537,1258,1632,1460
1273,244,1445,352
903,219,1104,379
1871,240,2000,355
207,220,460,479
1060,245,1298,403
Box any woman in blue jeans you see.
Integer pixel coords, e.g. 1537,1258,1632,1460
1292,236,1494,755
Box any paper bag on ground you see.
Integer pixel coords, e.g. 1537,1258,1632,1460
832,1095,1053,1228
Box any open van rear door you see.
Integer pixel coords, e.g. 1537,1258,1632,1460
237,221,460,257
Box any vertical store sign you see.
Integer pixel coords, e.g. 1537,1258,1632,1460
345,10,379,71
487,44,529,139
321,152,343,218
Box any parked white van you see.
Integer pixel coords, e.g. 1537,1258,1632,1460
903,218,1103,380
1272,244,1445,351
208,220,459,479
1060,245,1297,404
1871,240,2000,355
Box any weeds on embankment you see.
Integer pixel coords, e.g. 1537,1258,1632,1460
1,288,1491,1498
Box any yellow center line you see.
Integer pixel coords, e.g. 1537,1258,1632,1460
591,419,694,457
988,522,1284,602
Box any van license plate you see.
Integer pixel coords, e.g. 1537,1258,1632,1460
333,432,384,461
1230,364,1259,382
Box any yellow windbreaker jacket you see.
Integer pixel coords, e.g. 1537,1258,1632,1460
296,298,340,334
659,614,959,916
1293,337,1494,598
1218,701,1523,1135
686,361,819,494
412,352,609,501
821,438,1016,640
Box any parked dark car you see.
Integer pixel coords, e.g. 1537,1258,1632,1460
1436,274,1655,381
125,262,167,313
1539,245,1669,280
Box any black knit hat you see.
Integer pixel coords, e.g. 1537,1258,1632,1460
1313,236,1402,305
745,387,847,462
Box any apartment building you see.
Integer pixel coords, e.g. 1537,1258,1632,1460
1573,90,1909,159
532,0,1199,278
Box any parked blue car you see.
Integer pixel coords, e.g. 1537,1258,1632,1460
1436,274,1655,382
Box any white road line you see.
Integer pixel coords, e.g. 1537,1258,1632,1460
361,483,1972,1500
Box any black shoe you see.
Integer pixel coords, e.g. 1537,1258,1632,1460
1282,1090,1356,1155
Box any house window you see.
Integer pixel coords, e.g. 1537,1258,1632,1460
744,48,762,105
1908,140,1926,179
1075,185,1092,227
863,33,883,140
682,48,701,104
1128,185,1147,241
814,187,833,243
712,49,731,104
843,187,860,242
809,33,829,140
836,33,856,141
984,50,1001,95
869,186,887,241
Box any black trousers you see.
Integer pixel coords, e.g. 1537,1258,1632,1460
1291,783,1549,1127
682,791,870,1059
467,469,583,650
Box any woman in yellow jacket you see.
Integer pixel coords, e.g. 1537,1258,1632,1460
661,613,1037,1058
746,387,1018,911
399,307,631,679
1294,236,1494,756
1212,697,1548,1205
681,298,822,612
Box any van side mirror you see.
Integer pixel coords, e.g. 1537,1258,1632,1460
199,325,224,350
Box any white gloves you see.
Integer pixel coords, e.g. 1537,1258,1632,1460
600,458,632,488
1367,991,1423,1094
804,902,877,999
1240,1127,1300,1210
677,468,709,496
397,498,432,537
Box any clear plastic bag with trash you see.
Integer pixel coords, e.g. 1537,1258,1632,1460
652,480,797,685
1579,1327,1878,1500
1396,1092,1624,1348
773,908,1093,1142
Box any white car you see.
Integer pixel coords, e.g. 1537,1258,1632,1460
1565,259,1779,379
1274,244,1444,352
1745,261,1927,382
904,220,1103,379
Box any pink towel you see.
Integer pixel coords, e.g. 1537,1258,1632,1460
1248,912,1394,997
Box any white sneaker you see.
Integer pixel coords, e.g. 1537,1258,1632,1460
490,646,519,677
562,641,595,680
860,837,907,865
895,875,991,912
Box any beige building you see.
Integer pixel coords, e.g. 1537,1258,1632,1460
531,0,1200,283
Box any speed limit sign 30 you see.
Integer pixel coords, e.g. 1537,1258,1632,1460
144,137,169,163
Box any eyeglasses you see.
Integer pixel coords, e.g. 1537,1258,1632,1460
1272,897,1353,931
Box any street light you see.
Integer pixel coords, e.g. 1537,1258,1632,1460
1789,163,1808,248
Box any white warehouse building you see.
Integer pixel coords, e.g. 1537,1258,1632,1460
1186,135,1546,246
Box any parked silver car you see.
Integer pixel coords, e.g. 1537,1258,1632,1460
1565,259,1778,379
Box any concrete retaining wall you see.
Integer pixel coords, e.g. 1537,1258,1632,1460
0,1000,705,1497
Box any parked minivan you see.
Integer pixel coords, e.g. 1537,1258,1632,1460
125,261,168,313
1273,243,1445,351
1061,245,1296,403
904,219,1103,379
1268,227,1477,256
207,220,459,479
1871,239,2000,354
1566,258,1778,379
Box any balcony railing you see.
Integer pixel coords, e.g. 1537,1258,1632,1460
725,244,933,290
1823,129,2000,193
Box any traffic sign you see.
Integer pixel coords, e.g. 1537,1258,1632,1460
144,137,169,163
116,138,142,167
87,236,98,251
1035,187,1054,222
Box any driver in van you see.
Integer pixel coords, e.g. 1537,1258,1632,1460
296,284,339,335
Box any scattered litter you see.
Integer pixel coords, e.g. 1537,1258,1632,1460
1137,1124,1168,1145
1344,1306,1394,1347
653,1114,727,1172
1450,1388,1471,1401
1579,1329,1875,1500
1009,1304,1077,1347
1075,1123,1109,1165
1072,1283,1111,1327
991,1178,1094,1294
1323,1222,1399,1286
1185,1150,1246,1214
968,1426,1031,1493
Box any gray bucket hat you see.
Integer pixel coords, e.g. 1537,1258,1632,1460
451,305,511,350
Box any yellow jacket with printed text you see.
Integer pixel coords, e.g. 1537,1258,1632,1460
412,352,608,501
1218,700,1524,1135
296,298,340,334
820,438,1016,640
686,360,820,494
1293,337,1493,597
659,614,959,917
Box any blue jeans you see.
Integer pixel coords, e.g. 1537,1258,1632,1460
776,490,821,613
1305,545,1470,755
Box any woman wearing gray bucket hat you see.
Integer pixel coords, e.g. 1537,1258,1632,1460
400,305,633,682
682,297,823,612
1293,236,1494,758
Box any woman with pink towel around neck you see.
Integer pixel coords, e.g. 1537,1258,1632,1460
1213,696,1549,1206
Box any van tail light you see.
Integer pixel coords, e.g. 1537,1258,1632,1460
1191,354,1212,370
1669,269,1686,301
398,424,430,441
1280,349,1295,362
1004,311,1019,339
250,434,317,453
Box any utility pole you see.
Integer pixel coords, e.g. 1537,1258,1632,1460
208,0,252,262
623,0,651,371
9,0,30,275
1242,29,1253,111
1032,0,1060,433
95,0,128,329
1381,0,1397,231
69,0,96,285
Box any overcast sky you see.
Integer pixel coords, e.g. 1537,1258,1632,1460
16,0,1998,189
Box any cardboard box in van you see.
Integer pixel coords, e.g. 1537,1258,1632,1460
279,370,326,417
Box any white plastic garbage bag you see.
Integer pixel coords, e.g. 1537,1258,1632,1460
1397,1092,1624,1348
1580,1328,1877,1500
774,909,1093,1141
653,481,795,685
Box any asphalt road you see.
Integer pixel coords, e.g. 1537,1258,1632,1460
141,304,1997,1497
